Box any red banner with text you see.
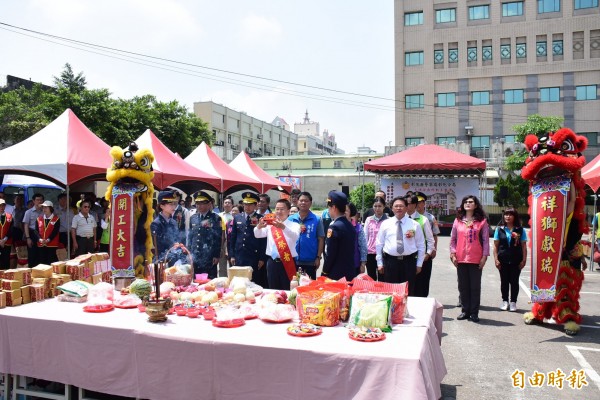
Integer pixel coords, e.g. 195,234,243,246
110,191,135,276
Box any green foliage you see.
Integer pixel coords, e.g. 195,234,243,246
493,173,529,207
505,114,564,171
0,64,211,157
349,182,375,212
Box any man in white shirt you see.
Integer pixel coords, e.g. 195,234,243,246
218,196,234,277
376,196,425,295
22,193,44,266
254,199,300,290
71,200,97,256
55,193,76,248
405,194,436,297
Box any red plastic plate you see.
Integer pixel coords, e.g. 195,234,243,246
83,304,115,313
260,317,293,324
212,319,245,328
348,332,386,342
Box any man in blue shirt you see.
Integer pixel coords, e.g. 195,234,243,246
288,191,324,279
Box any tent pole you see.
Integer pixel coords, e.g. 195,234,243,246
66,185,71,256
592,193,597,273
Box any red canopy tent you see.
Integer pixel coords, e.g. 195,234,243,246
0,109,112,187
582,153,600,192
185,142,263,194
133,130,221,192
365,144,486,175
229,152,292,193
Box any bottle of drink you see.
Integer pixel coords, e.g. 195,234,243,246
290,276,299,290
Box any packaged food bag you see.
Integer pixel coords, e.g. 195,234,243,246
351,280,408,324
296,284,343,326
307,278,351,321
348,292,393,332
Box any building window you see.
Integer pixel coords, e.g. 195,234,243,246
575,0,598,9
503,1,524,16
434,50,444,64
312,160,321,169
576,85,597,100
578,132,598,146
482,46,493,61
227,134,232,144
471,136,491,149
516,43,527,58
536,41,548,56
436,8,456,23
501,44,511,59
504,135,517,143
405,51,424,66
472,91,491,105
552,40,564,55
405,94,424,109
540,87,560,102
405,11,424,25
437,93,456,107
504,89,525,104
406,138,424,146
448,48,458,63
538,0,560,13
469,5,490,19
468,47,478,62
436,137,457,145
333,160,342,168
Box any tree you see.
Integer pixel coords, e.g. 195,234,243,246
495,114,564,207
493,174,529,207
53,63,86,94
349,182,375,213
0,85,52,148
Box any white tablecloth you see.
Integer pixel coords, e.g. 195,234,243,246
0,297,446,400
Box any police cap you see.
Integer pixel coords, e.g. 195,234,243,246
158,190,178,204
415,191,428,202
241,192,259,204
194,191,213,203
327,190,348,209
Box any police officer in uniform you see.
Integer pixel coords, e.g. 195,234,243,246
229,192,268,287
188,191,222,279
322,191,356,280
151,191,179,263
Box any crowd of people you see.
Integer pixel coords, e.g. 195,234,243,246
0,186,543,320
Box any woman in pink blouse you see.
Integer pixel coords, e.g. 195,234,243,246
363,197,388,281
450,195,489,323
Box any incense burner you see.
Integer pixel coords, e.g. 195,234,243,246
143,297,173,323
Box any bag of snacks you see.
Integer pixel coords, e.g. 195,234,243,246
296,284,344,326
351,280,408,324
306,278,351,321
348,292,393,332
56,280,93,297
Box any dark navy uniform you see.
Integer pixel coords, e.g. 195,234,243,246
151,191,179,263
229,211,267,287
188,210,222,278
323,216,356,280
172,204,188,244
151,213,179,263
322,191,357,281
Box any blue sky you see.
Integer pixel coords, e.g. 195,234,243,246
0,0,395,153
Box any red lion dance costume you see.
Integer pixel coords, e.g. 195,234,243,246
521,128,588,335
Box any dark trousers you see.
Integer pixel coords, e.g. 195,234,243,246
499,262,522,302
382,253,417,296
267,257,293,290
59,232,69,248
457,263,482,316
252,262,269,289
75,236,95,256
39,246,58,265
296,263,316,280
414,258,433,297
99,243,110,254
27,228,40,267
0,244,11,269
366,253,379,281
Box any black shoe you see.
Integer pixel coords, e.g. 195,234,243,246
470,315,480,323
457,312,470,320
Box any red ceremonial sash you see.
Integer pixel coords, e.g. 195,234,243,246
37,215,60,247
0,213,13,245
529,175,570,303
271,225,296,281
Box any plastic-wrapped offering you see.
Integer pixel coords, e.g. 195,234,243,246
87,282,114,307
56,280,93,297
348,293,393,332
296,285,342,327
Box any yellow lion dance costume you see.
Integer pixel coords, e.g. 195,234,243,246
105,142,155,277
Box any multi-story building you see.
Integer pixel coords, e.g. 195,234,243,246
394,0,600,161
294,111,344,155
193,101,298,162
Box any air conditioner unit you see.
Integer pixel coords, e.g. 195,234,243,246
257,134,263,139
246,147,252,153
215,140,224,146
231,144,238,150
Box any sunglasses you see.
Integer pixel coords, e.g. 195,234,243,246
464,200,475,204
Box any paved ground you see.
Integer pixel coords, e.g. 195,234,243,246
432,235,600,400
